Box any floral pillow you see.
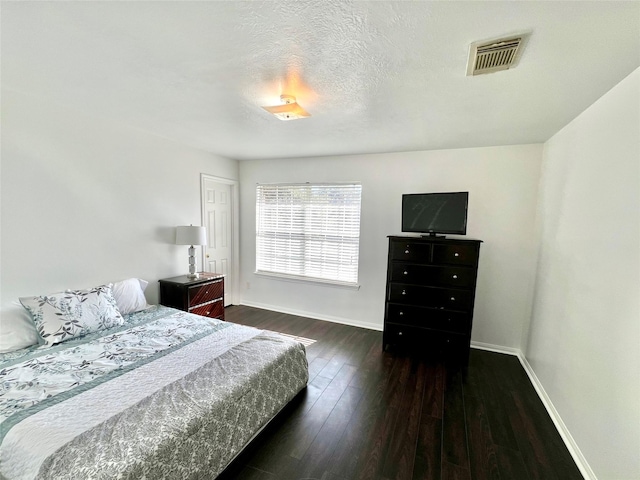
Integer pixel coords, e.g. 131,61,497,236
19,284,125,346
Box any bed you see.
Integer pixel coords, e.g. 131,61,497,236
0,304,309,479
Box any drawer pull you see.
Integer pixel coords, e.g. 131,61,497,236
402,290,407,295
398,331,403,336
450,297,455,301
405,250,409,254
399,311,404,316
452,275,458,279
403,271,408,275
454,252,459,257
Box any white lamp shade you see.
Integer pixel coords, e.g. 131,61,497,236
176,225,207,246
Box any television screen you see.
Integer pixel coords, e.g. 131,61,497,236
402,192,468,236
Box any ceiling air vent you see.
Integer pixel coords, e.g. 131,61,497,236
466,36,524,76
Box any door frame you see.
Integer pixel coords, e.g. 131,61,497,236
200,173,240,306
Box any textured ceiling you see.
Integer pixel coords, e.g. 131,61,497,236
2,1,639,160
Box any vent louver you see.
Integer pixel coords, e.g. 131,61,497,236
467,37,523,76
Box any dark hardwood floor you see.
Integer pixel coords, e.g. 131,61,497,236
217,305,583,480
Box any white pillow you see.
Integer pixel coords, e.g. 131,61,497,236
19,284,124,346
0,303,40,353
111,278,149,315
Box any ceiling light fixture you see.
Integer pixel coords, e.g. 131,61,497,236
262,95,311,121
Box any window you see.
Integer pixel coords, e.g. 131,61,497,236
256,183,362,286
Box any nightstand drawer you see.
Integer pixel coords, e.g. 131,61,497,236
390,241,432,263
188,279,223,307
386,303,471,334
190,299,224,320
159,273,225,320
390,263,475,287
432,244,478,266
388,283,473,311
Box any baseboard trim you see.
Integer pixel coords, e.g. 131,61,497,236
237,303,595,479
470,340,520,356
516,353,596,480
238,300,384,332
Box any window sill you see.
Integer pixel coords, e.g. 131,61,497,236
254,271,361,290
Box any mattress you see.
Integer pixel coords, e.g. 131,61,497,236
0,306,309,480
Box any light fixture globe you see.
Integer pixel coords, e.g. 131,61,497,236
262,94,311,120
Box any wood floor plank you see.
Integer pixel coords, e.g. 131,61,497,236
308,356,330,382
354,356,414,480
232,466,276,480
344,329,380,368
421,362,445,419
292,385,365,480
494,445,531,480
442,367,470,469
412,415,442,480
382,360,426,479
289,364,359,460
464,391,501,480
466,352,518,449
328,354,407,479
442,462,471,480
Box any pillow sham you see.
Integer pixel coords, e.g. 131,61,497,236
19,284,124,346
112,278,149,315
0,302,40,353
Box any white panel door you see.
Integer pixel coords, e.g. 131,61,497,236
202,178,232,306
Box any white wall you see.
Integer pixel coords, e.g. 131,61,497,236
1,89,238,313
526,68,640,480
239,144,542,349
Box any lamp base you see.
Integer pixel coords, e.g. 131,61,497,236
187,245,199,279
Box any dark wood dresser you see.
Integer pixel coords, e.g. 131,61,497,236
383,236,482,363
159,273,225,320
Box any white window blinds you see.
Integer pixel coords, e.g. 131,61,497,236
256,183,362,285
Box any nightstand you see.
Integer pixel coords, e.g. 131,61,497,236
158,273,225,320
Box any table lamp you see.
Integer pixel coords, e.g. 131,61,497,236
176,225,207,279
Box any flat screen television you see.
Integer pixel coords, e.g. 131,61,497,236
402,192,468,237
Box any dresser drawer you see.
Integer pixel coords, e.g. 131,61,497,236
188,279,223,308
388,283,473,311
189,299,224,319
390,241,432,263
386,303,471,334
432,244,478,266
384,323,468,353
390,263,475,287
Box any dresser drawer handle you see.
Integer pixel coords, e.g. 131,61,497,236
403,271,408,275
399,311,404,316
450,297,455,301
404,250,409,254
398,331,403,336
454,252,459,257
452,275,458,279
402,290,407,295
